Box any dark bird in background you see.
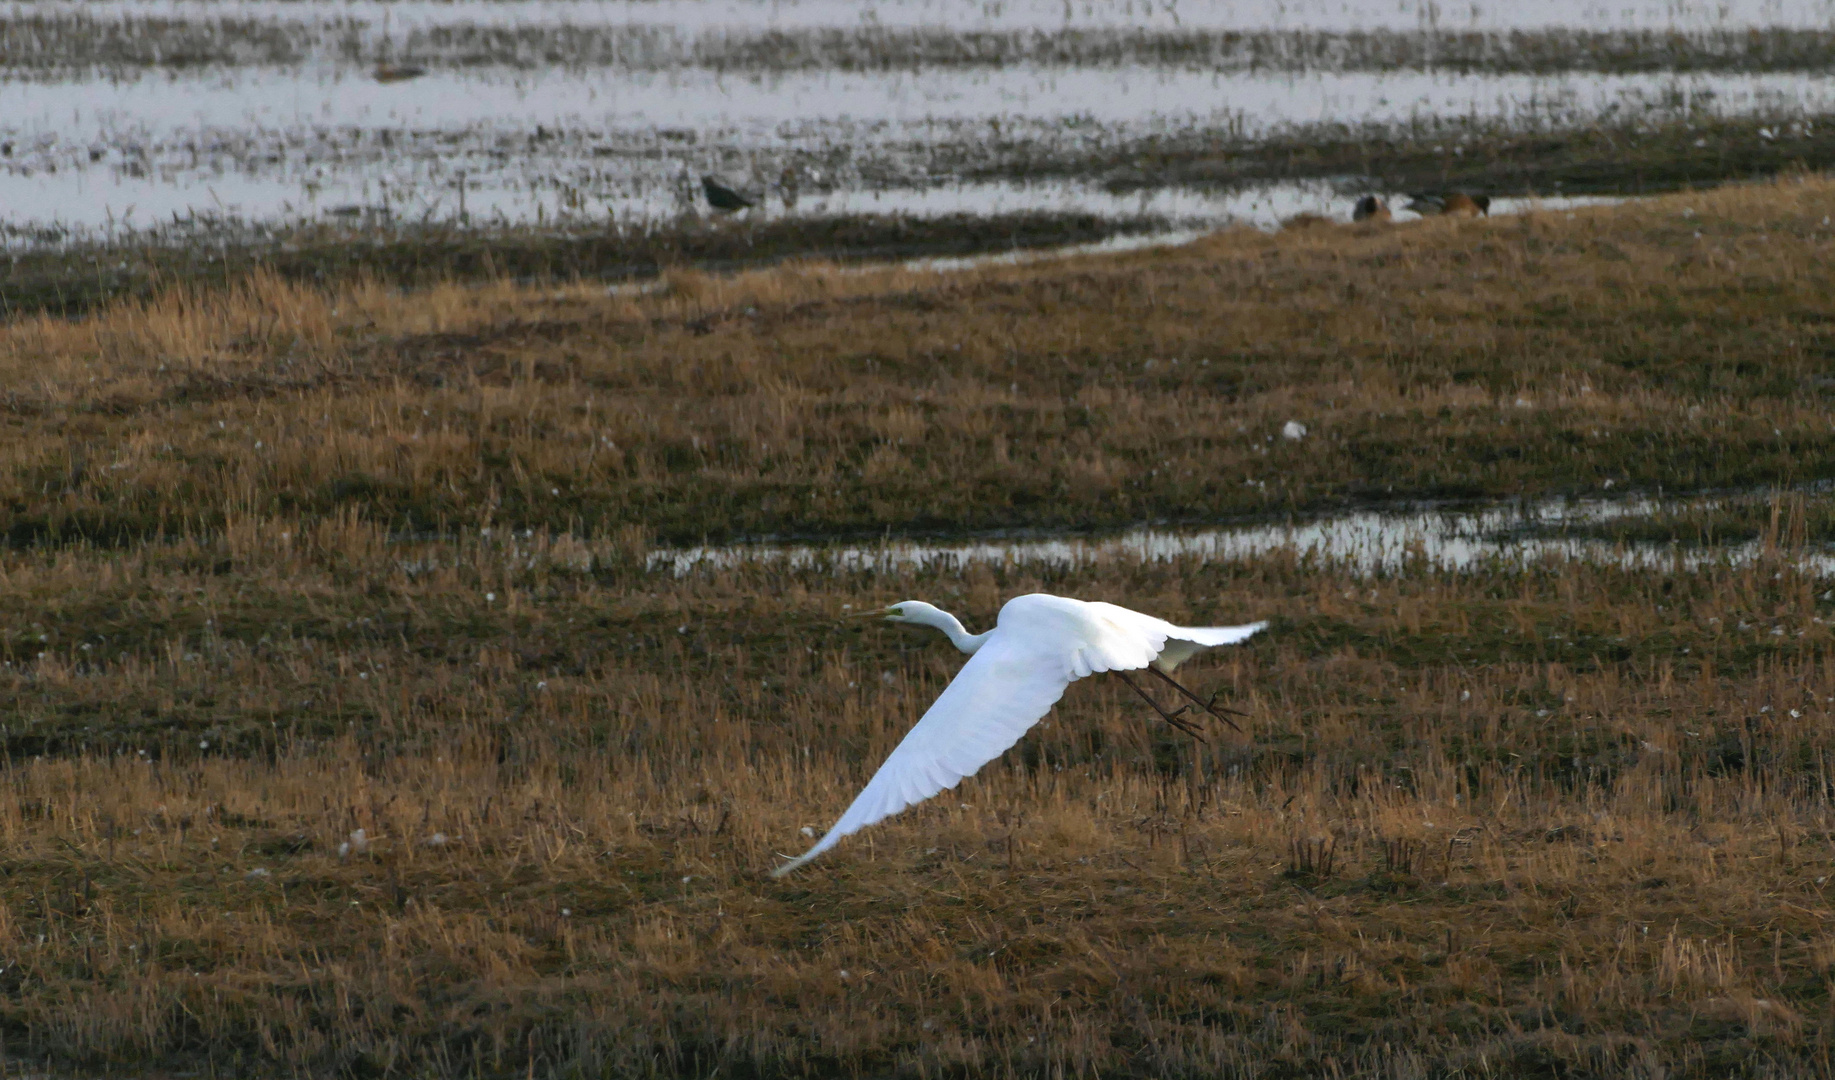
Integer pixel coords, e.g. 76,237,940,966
1352,195,1392,222
701,175,756,213
1406,192,1490,217
372,64,428,84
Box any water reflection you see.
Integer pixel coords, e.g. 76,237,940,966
0,58,1808,241
650,495,1835,577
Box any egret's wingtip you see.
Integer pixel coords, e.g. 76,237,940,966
770,853,814,878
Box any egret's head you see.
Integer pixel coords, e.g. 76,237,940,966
848,601,959,634
880,600,943,624
862,600,983,653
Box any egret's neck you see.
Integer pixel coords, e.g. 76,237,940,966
912,608,992,654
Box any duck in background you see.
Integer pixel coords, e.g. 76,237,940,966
701,175,757,213
372,63,428,84
1405,192,1490,217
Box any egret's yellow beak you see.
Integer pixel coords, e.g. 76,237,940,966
844,606,895,620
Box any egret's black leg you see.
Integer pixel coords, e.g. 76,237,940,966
1146,668,1246,732
1113,670,1207,742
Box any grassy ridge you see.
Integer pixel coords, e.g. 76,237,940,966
6,178,1835,546
2,179,1835,1076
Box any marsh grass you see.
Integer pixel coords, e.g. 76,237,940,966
4,179,1835,1077
17,17,1835,77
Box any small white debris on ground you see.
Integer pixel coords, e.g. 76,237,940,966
1281,420,1307,440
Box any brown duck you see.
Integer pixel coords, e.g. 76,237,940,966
1405,192,1490,217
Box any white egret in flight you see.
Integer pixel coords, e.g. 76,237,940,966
771,593,1265,876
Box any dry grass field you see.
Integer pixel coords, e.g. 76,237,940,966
3,179,1835,1077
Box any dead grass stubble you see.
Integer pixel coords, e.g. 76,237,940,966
2,180,1835,1076
0,512,1833,1076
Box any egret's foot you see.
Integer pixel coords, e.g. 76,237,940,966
1115,670,1209,743
1147,667,1245,732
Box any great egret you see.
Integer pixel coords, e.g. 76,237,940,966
771,593,1265,877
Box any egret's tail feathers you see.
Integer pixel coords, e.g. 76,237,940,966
1153,621,1268,672
1182,620,1268,646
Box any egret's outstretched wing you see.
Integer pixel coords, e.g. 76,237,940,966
771,634,1072,877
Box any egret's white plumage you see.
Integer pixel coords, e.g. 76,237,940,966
772,593,1265,876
